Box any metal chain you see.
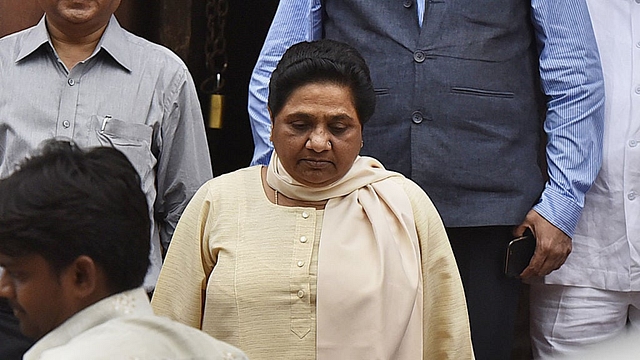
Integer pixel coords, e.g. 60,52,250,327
203,0,228,93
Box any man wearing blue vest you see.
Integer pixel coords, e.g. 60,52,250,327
248,1,604,358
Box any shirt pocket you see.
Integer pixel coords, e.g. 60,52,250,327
92,115,157,196
450,86,515,99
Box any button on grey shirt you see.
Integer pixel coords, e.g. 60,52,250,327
0,16,213,290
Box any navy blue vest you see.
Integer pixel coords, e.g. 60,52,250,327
323,0,545,227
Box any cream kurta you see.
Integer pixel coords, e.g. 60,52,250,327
152,166,473,359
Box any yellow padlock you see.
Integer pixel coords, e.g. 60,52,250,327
207,93,225,129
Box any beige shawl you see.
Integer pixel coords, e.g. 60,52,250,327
267,153,423,359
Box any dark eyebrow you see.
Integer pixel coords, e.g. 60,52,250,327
329,114,356,122
282,112,314,121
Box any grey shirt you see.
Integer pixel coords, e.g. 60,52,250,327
0,16,213,290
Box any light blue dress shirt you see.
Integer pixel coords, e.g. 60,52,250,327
247,0,604,237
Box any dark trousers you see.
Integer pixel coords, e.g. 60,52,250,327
0,298,33,360
448,226,522,360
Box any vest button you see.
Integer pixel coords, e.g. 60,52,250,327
413,50,426,63
403,0,413,8
411,111,424,124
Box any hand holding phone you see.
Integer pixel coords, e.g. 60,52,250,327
504,229,536,278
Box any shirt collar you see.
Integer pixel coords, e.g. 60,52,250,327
15,15,132,72
97,15,133,72
23,287,152,360
15,16,50,63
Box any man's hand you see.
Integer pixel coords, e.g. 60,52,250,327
514,209,572,279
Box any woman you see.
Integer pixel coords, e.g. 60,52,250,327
151,40,473,359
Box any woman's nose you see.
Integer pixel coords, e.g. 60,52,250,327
306,131,331,152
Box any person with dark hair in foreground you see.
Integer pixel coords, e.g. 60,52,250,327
0,140,246,360
152,39,473,359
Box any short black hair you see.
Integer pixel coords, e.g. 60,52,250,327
0,140,150,294
268,39,376,125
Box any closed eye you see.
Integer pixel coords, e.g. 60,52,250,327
290,122,309,131
330,124,348,134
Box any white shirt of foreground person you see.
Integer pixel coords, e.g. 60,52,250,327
24,288,247,360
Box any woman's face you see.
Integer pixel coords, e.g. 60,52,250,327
271,82,363,187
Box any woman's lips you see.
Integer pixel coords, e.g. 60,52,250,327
301,159,332,168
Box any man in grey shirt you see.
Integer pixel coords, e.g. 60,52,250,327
0,1,212,358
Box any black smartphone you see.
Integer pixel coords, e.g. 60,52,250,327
504,229,536,278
